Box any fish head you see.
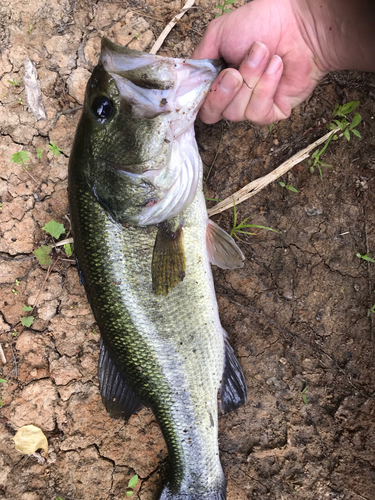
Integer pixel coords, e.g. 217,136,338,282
71,39,223,225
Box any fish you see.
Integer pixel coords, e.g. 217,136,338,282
68,38,247,500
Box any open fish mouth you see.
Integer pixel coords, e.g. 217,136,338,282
101,38,223,136
97,39,223,226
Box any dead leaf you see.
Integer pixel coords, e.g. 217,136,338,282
13,425,48,455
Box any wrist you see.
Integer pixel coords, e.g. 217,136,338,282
292,0,375,72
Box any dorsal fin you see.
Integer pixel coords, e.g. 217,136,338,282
98,341,145,420
219,336,247,414
206,219,245,269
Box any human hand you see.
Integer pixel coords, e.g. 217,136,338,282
192,0,328,125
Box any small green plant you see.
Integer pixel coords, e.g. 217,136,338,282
269,123,274,133
23,305,33,312
11,150,30,167
56,497,64,500
12,289,18,295
48,142,61,156
125,475,139,497
368,304,375,316
205,197,223,202
8,78,21,86
134,33,139,39
215,0,236,17
33,219,67,266
309,101,362,180
64,243,72,256
27,24,33,34
279,182,298,193
16,279,20,286
21,316,34,328
43,219,65,239
230,200,278,239
0,400,3,408
301,386,308,405
356,252,375,263
18,97,23,105
34,245,53,267
0,379,6,384
37,147,42,160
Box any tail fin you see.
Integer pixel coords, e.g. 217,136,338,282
159,483,226,500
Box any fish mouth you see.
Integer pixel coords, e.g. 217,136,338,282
101,38,223,134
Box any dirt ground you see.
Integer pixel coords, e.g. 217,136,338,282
1,1,375,499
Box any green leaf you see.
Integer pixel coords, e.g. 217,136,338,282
339,119,347,131
22,305,33,311
126,492,133,497
43,219,65,239
128,475,138,489
356,252,375,263
349,113,361,129
302,394,308,404
37,147,42,159
279,181,286,187
343,128,350,142
64,243,72,256
0,379,7,384
21,316,34,328
48,141,61,156
340,100,359,115
11,151,30,165
225,0,236,4
33,245,53,267
269,123,274,133
333,135,338,140
223,8,231,12
286,185,298,193
0,401,3,408
352,129,361,138
309,166,314,174
216,4,223,8
332,104,340,117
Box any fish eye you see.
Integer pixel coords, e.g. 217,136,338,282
91,96,114,123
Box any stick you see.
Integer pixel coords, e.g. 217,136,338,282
149,0,196,55
207,128,340,217
0,343,6,364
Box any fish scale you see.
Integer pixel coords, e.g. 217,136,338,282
68,39,247,499
69,175,225,493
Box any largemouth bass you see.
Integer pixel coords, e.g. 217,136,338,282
68,39,247,500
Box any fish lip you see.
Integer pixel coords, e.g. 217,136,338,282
100,37,224,74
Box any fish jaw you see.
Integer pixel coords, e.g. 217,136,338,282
98,38,222,225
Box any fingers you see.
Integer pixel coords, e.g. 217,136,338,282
198,41,289,125
199,69,243,124
222,42,271,121
244,55,289,124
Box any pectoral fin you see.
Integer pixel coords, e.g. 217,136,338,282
219,335,248,414
152,221,186,296
206,219,245,269
98,341,144,420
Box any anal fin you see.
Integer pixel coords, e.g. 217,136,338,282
98,340,144,420
219,335,247,414
206,219,245,269
152,221,186,297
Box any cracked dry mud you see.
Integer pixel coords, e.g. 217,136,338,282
0,1,375,499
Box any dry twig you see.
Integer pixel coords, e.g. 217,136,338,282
149,0,196,55
207,128,340,217
0,343,6,364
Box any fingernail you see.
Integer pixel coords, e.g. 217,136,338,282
266,55,282,74
246,42,267,68
220,70,240,93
